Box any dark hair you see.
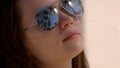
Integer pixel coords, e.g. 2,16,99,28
0,0,89,68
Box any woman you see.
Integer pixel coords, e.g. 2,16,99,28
0,0,89,68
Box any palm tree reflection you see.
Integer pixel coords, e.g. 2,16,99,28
36,6,59,31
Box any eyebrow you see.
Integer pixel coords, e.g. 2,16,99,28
37,0,60,11
48,0,60,6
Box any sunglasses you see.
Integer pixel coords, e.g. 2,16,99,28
24,0,84,31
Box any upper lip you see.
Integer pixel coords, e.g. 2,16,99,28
63,31,80,41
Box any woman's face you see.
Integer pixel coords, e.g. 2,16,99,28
18,0,84,64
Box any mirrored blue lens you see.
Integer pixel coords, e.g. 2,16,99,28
35,6,59,31
61,0,83,16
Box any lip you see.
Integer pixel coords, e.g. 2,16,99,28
63,32,80,42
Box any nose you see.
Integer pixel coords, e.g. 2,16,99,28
59,12,74,29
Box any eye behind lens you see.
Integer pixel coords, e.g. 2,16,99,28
61,0,84,17
35,6,59,31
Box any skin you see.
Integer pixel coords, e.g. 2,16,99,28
17,0,84,68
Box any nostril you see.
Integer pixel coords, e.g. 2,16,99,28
71,21,73,25
60,17,74,29
62,21,74,29
64,23,70,28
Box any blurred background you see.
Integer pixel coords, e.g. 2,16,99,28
83,0,120,68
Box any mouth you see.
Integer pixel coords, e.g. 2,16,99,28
63,32,80,42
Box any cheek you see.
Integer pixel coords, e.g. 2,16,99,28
24,32,65,62
75,19,83,33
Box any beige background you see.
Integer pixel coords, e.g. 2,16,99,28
83,0,120,68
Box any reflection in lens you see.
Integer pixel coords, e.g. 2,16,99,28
61,0,83,16
35,6,59,31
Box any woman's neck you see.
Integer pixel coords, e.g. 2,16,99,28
38,60,72,68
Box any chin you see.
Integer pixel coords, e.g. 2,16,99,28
63,36,84,59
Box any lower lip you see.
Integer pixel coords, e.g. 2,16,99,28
63,33,80,42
